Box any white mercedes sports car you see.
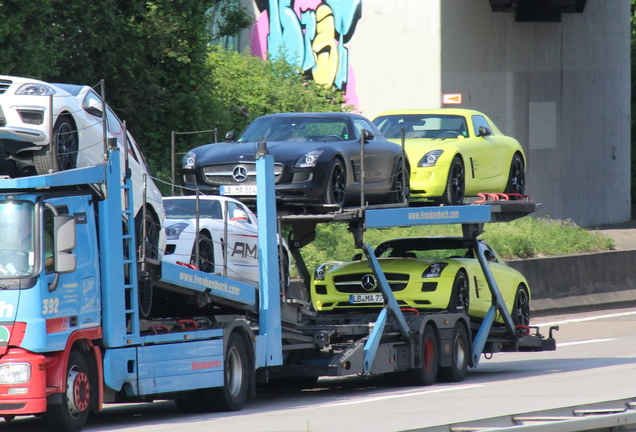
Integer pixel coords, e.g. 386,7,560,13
0,75,165,262
163,195,290,287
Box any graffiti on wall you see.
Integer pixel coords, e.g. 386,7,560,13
251,0,361,108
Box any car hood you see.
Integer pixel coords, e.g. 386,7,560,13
198,141,335,162
325,257,455,274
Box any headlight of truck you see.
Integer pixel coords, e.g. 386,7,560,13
422,262,448,278
182,151,196,170
0,363,31,384
418,150,444,167
166,223,189,240
15,83,57,96
295,150,324,168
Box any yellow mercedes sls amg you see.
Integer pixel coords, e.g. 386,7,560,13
311,237,530,325
372,109,526,205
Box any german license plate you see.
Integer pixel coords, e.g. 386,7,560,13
220,185,257,196
350,294,383,304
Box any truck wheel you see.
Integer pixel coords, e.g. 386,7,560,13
207,332,250,411
34,115,79,174
191,232,215,273
43,351,91,432
438,322,469,382
405,325,438,386
447,270,469,313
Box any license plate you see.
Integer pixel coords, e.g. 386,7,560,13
220,185,257,196
350,294,384,304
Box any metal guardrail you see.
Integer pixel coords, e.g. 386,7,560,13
406,399,636,432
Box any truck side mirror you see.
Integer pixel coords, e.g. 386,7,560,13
54,215,76,274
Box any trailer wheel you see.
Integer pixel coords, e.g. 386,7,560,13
208,332,250,411
439,322,469,382
405,325,438,386
512,285,530,326
43,350,91,432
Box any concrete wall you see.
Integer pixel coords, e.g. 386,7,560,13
241,0,631,227
440,0,631,227
508,250,636,316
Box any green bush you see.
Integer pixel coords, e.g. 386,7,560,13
295,216,615,273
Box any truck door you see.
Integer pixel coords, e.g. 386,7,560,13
40,196,100,351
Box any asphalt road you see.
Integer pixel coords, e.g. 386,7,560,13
4,307,636,432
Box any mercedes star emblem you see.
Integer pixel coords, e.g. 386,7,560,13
232,165,248,182
361,274,376,291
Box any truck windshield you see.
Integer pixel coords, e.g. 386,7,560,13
0,201,36,278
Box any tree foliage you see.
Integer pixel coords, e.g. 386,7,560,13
0,0,349,187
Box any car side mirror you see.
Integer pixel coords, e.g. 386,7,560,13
352,253,362,261
484,249,497,262
478,126,492,137
85,106,103,118
225,131,235,142
361,129,374,143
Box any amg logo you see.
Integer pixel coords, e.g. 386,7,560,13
231,242,257,259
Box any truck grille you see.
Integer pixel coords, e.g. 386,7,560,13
202,163,283,185
333,272,409,294
0,79,12,95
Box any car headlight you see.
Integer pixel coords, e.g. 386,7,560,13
182,152,196,170
296,150,324,168
15,83,56,96
314,263,333,281
0,363,31,384
422,262,448,278
166,223,189,240
418,150,444,167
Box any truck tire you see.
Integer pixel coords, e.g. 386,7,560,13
405,325,438,386
43,351,91,432
207,332,250,411
438,322,469,382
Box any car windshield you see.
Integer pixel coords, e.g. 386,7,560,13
373,114,469,139
375,238,474,259
0,201,36,278
238,116,351,143
164,199,222,220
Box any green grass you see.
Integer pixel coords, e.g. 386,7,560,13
295,216,615,272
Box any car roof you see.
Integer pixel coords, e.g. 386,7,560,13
256,112,367,120
373,108,487,119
